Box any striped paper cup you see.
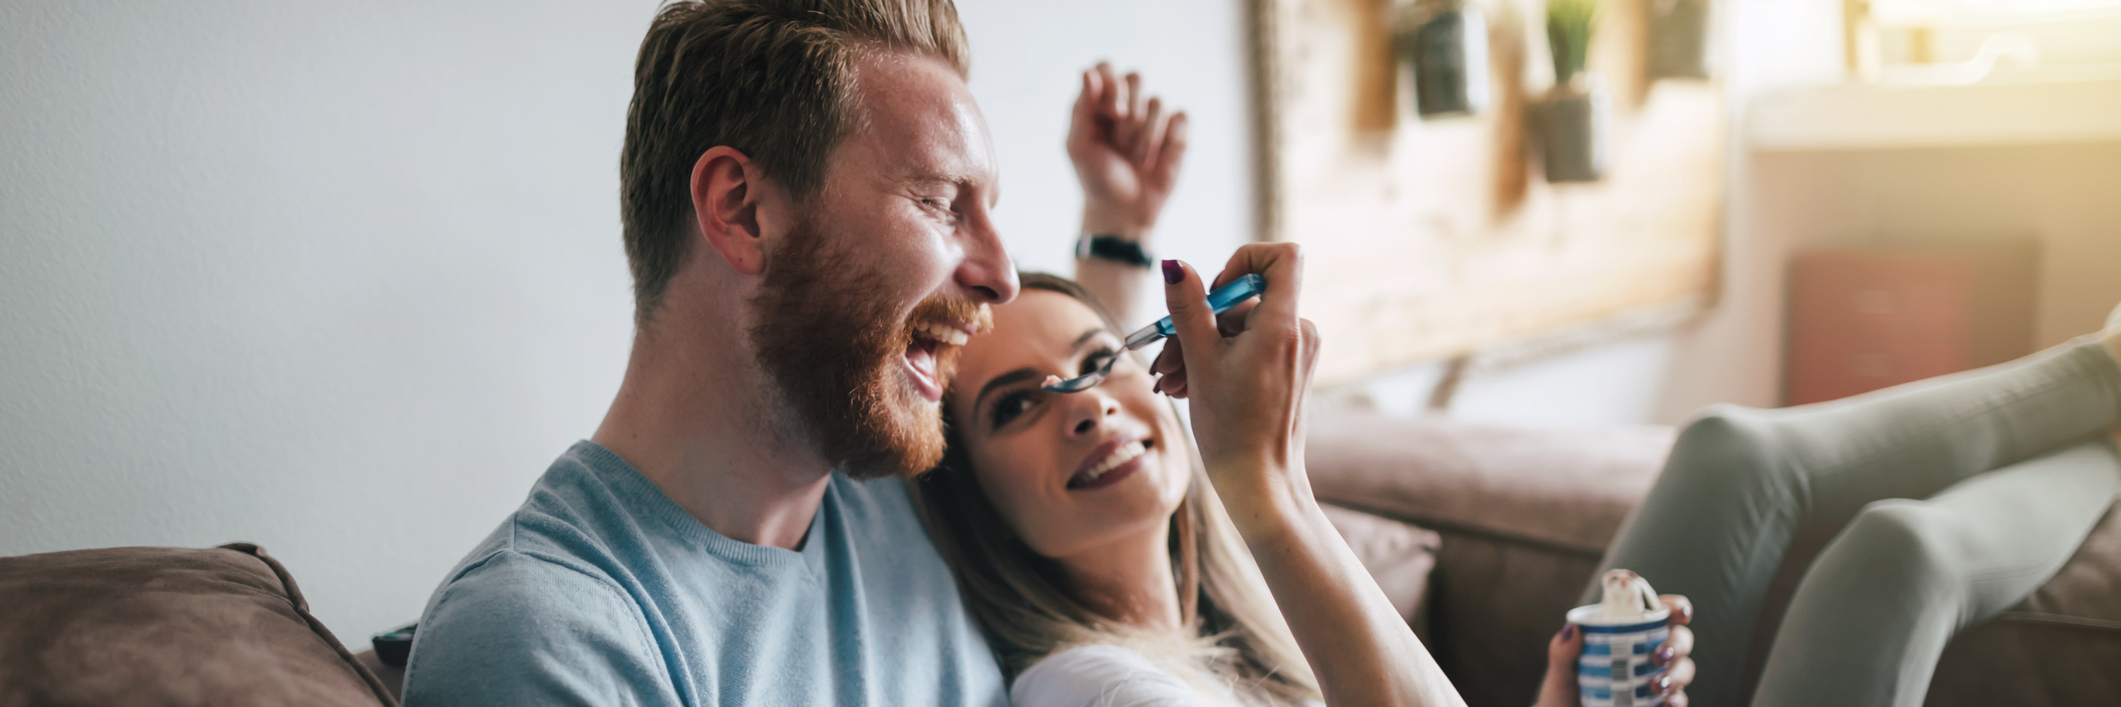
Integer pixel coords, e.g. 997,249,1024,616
1566,603,1671,707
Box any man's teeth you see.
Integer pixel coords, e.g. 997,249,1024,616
917,321,969,346
1078,440,1147,484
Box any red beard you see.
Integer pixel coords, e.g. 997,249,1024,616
747,219,986,479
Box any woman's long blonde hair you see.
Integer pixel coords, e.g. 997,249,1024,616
909,273,1321,705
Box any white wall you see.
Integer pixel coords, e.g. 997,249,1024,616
0,0,1258,644
957,2,1258,276
0,0,649,642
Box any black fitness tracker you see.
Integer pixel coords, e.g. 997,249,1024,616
1075,234,1156,269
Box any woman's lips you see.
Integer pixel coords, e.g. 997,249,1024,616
1068,437,1151,490
1070,454,1142,490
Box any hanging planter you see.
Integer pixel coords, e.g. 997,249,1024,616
1536,74,1608,182
1398,0,1491,118
1648,0,1710,80
1535,0,1606,183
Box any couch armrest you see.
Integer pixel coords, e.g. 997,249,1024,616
1305,408,1674,555
0,544,398,707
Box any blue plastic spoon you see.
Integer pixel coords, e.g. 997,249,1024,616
1041,274,1266,393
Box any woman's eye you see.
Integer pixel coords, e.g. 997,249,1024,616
1080,349,1117,376
990,392,1036,427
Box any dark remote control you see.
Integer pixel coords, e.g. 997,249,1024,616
371,623,416,667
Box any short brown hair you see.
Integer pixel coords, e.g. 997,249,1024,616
620,0,971,322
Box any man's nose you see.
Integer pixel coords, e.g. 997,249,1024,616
955,219,1018,304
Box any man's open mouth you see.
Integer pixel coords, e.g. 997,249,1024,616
903,320,971,403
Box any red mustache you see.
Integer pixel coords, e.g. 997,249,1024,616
905,296,993,339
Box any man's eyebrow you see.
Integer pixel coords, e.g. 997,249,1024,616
972,328,1109,413
900,167,974,187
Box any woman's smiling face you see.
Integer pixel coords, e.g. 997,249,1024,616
948,289,1190,560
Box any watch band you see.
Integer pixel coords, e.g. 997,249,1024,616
1076,234,1156,269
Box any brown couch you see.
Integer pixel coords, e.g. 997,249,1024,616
5,409,2115,706
0,544,397,707
1304,407,2121,707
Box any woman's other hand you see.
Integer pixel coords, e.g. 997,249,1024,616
1534,595,1697,707
1068,62,1188,241
1153,244,1318,522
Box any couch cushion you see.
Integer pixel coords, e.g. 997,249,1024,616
0,543,396,707
1321,504,1442,630
1926,501,2121,707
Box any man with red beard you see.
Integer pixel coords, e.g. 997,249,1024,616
402,1,1018,704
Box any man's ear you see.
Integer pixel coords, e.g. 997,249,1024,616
690,146,768,276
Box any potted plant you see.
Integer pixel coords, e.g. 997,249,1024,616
1536,0,1606,182
1649,0,1711,80
1397,0,1491,118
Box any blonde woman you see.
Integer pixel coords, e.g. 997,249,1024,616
911,65,1699,707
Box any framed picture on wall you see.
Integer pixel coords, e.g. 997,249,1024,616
1249,0,1726,384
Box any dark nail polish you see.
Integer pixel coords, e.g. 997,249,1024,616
1151,377,1163,394
1161,259,1182,284
1654,646,1674,665
1656,676,1672,694
1560,624,1575,641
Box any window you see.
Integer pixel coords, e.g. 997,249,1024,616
1849,0,2121,81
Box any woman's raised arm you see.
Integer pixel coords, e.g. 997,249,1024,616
1066,63,1187,326
1155,244,1466,707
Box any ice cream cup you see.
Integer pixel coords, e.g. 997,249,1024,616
1569,570,1671,707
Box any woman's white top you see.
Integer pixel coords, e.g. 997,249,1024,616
1010,645,1224,707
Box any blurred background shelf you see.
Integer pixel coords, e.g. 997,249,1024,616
1750,72,2121,151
